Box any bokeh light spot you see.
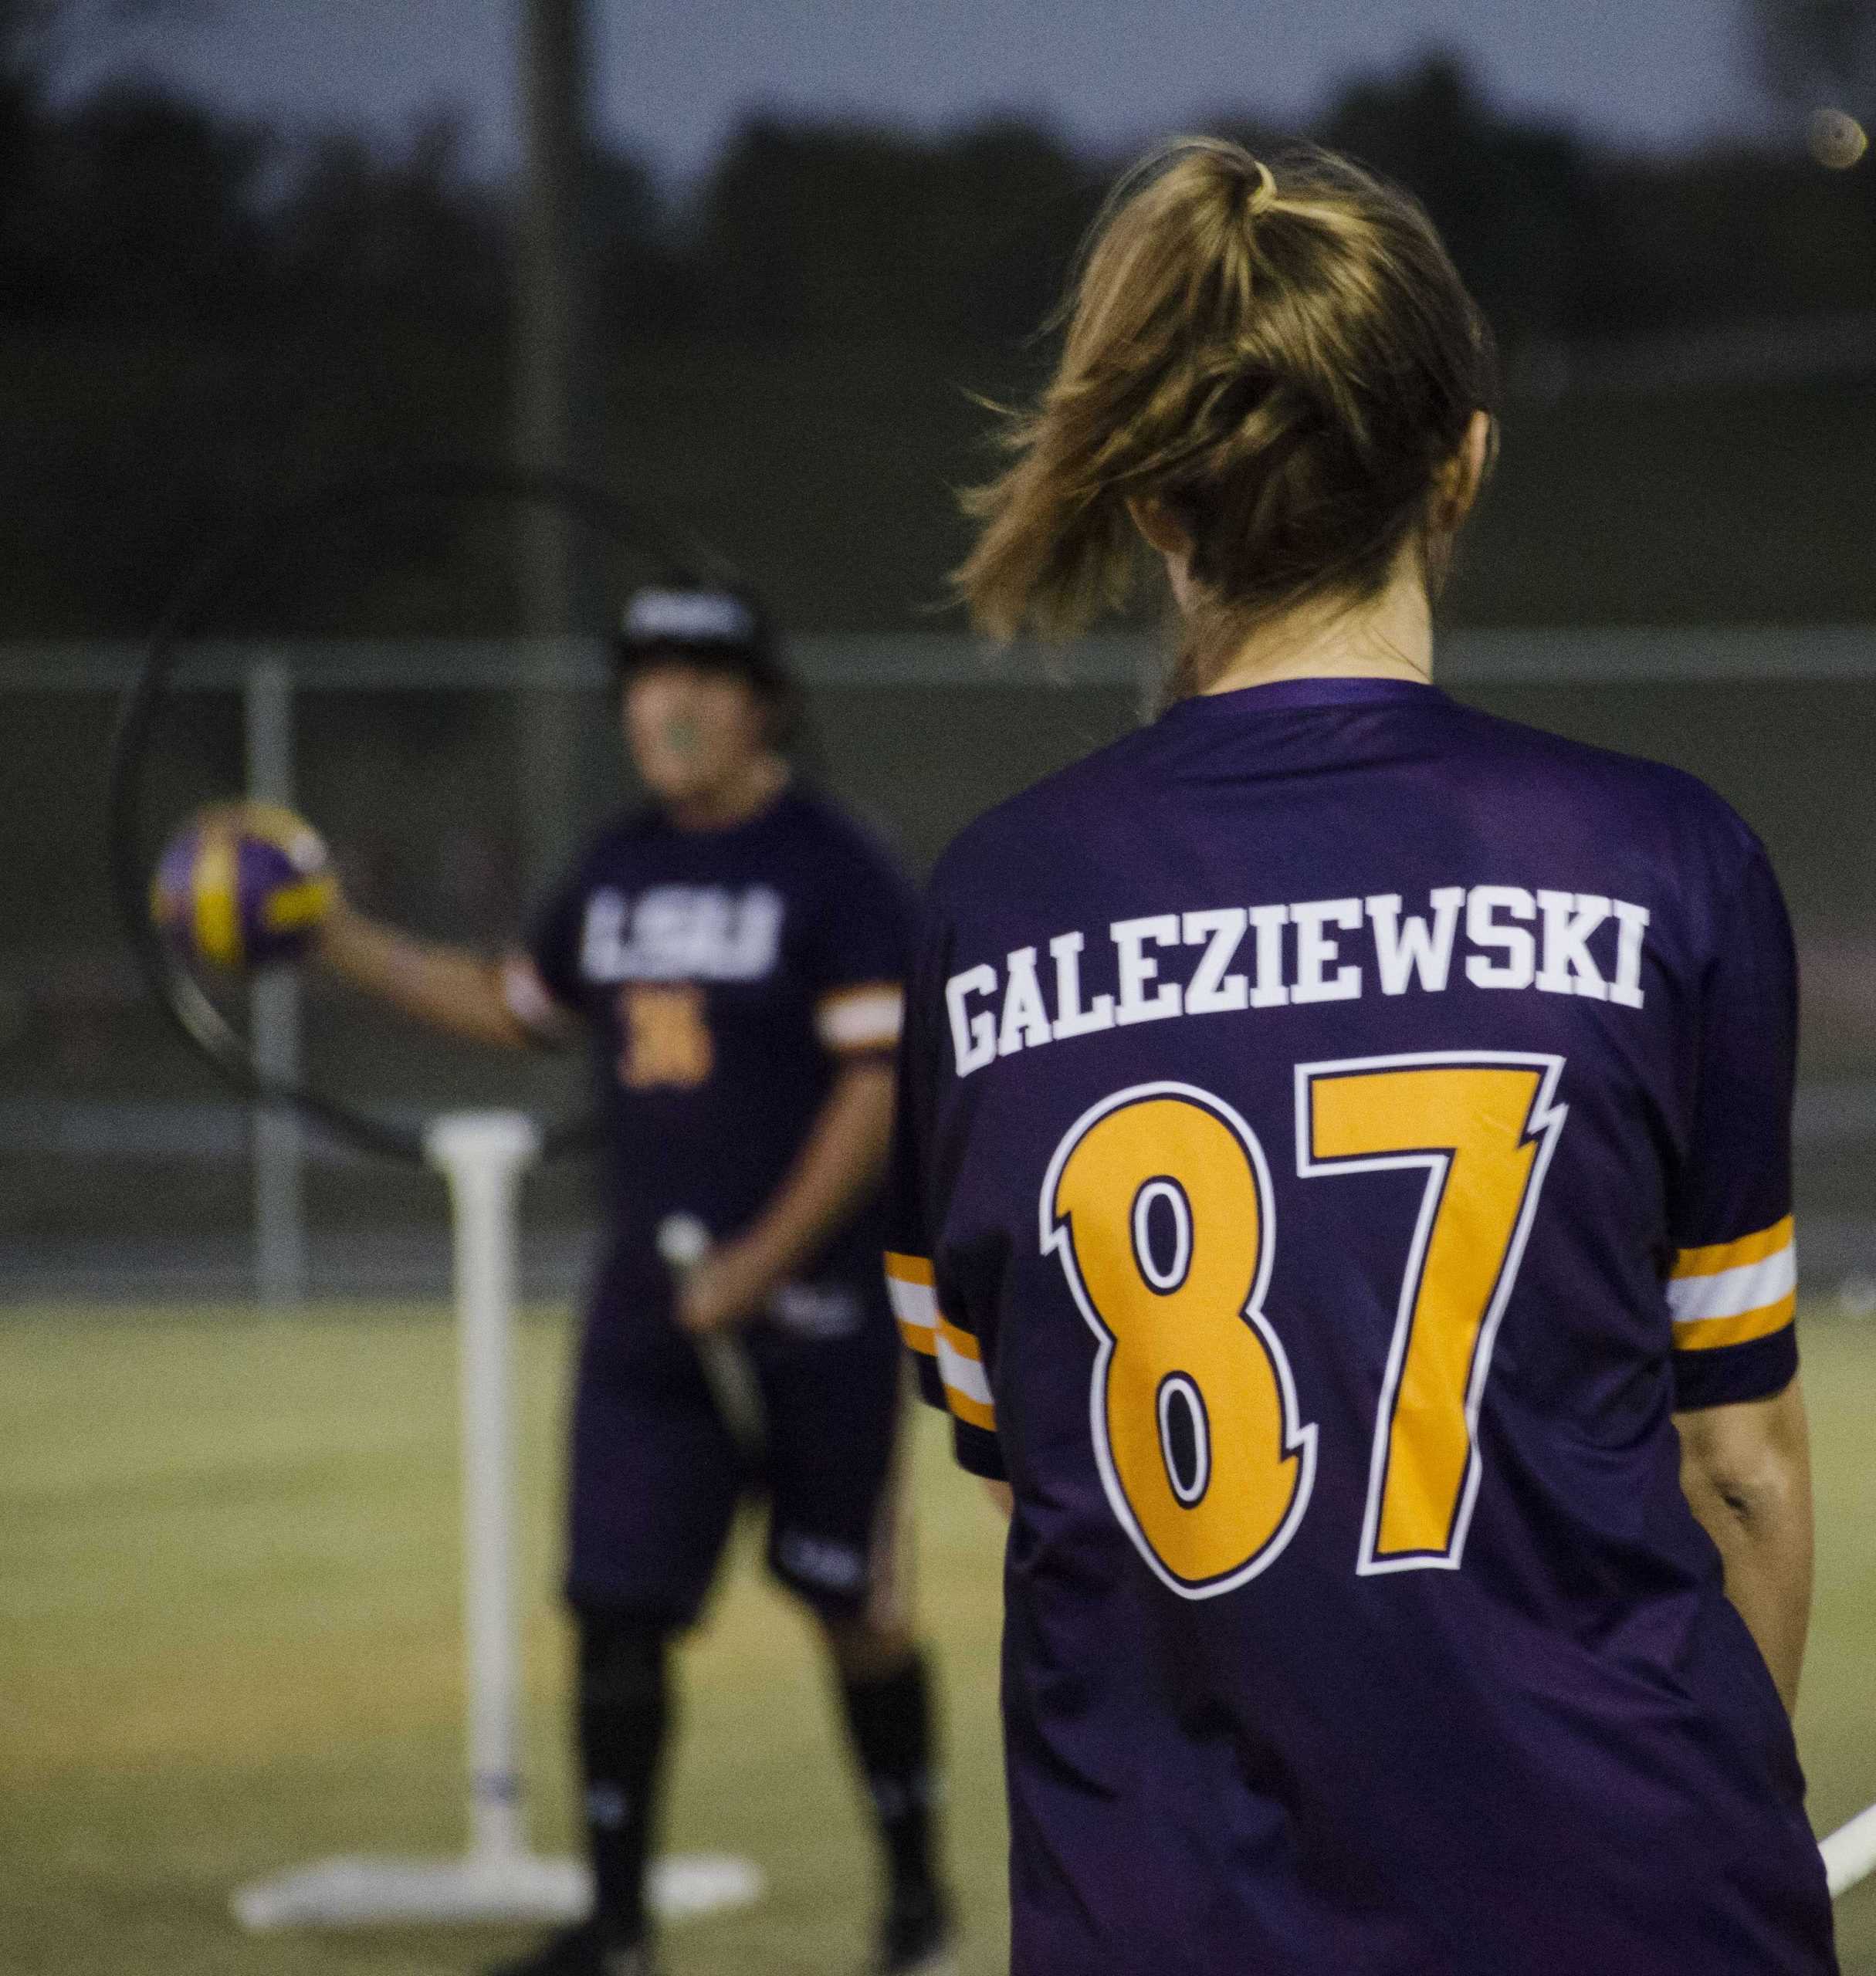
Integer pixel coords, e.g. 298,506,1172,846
1810,107,1869,171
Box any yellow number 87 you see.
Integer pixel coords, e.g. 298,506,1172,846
1041,1083,1317,1597
1044,1057,1566,1598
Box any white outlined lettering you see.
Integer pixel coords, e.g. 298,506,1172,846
1112,915,1184,1025
1536,892,1613,1000
1182,908,1250,1015
943,885,1650,1078
946,963,998,1075
997,946,1053,1056
1464,886,1538,990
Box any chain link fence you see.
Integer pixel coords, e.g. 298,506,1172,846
3,628,1874,1303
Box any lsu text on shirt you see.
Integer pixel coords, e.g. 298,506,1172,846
522,786,916,1300
888,677,1832,1976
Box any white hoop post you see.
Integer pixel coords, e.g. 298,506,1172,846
1824,1798,1876,1901
428,1108,543,1865
230,1108,763,1930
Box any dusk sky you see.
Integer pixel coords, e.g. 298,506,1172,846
54,0,1777,178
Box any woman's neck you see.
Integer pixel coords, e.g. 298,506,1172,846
1197,560,1434,696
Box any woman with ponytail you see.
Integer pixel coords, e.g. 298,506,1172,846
887,139,1834,1974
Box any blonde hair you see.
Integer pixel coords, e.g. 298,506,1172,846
953,137,1497,675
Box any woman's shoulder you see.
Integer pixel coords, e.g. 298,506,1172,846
1441,698,1765,866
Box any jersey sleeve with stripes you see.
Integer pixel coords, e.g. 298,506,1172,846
1668,839,1800,1412
885,898,1004,1480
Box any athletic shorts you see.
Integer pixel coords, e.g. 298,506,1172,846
564,1252,906,1627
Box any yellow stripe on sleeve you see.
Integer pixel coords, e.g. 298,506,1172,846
936,1313,980,1363
1671,1216,1795,1281
936,1313,996,1432
884,1251,939,1358
1673,1290,1797,1353
1669,1216,1798,1352
883,1254,997,1430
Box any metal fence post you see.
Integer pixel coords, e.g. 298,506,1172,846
245,654,309,1308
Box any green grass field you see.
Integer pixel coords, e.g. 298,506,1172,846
2,1306,1873,1975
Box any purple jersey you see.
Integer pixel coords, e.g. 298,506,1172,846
526,786,916,1294
887,677,1831,1975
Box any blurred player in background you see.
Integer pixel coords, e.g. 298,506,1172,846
889,139,1835,1974
317,586,956,1976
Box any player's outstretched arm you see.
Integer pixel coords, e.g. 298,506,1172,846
317,894,557,1052
1677,1377,1815,1715
676,1057,896,1334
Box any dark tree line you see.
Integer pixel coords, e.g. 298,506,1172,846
0,87,511,330
0,20,1871,641
0,47,1870,350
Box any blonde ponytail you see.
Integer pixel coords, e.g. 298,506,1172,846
953,138,1497,657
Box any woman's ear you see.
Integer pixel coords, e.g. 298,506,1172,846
1128,494,1203,615
1435,409,1495,532
1126,494,1191,559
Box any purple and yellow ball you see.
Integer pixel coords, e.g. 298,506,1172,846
151,804,336,971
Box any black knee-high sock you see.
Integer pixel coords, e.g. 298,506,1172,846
838,1649,942,1903
576,1609,672,1948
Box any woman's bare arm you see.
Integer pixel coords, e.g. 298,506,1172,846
318,898,553,1051
1678,1377,1815,1714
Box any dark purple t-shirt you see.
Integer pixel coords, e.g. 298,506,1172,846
889,677,1830,1976
530,785,916,1302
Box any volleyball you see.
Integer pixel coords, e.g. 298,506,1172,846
150,803,335,971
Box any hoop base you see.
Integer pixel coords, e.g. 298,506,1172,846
231,1849,764,1930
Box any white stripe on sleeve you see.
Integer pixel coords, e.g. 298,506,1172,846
936,1333,994,1410
887,1274,938,1345
501,954,564,1035
818,986,905,1052
1666,1241,1797,1325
